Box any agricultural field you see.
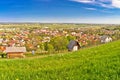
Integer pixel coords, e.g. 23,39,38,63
0,40,120,80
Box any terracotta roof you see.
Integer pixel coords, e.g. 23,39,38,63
5,47,26,53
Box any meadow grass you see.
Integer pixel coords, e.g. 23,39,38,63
0,40,120,80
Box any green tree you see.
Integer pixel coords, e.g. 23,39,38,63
50,36,69,52
67,35,76,41
47,44,55,54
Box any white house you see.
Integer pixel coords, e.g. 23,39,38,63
100,35,112,43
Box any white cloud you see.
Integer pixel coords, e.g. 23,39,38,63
70,0,95,3
70,0,120,8
84,7,97,10
98,3,113,8
99,0,111,2
112,0,120,8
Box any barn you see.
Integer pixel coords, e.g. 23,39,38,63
67,40,81,51
4,47,26,58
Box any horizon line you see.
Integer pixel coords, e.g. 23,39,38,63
0,22,119,25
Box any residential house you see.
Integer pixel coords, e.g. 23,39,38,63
100,35,112,43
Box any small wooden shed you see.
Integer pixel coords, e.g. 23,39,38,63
5,47,26,58
67,40,81,51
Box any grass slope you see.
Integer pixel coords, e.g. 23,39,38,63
0,40,120,80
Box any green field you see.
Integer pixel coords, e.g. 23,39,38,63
0,40,120,80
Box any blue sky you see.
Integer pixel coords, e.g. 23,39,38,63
0,0,120,24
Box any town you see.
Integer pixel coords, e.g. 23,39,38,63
0,23,120,58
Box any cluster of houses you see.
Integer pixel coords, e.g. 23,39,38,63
0,26,114,58
67,35,112,51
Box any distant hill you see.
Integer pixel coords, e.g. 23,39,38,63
0,40,120,80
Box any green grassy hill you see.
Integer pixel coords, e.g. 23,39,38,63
0,40,120,80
